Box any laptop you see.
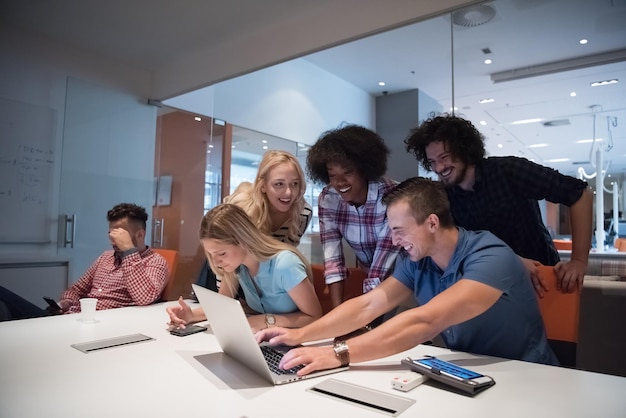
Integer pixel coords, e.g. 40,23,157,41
192,283,349,385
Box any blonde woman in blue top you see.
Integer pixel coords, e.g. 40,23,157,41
167,204,322,332
196,150,313,291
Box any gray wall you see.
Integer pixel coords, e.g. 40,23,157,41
376,89,444,183
376,90,421,183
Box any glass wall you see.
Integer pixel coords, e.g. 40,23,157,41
184,0,625,242
149,0,625,282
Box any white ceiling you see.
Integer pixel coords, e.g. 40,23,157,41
303,0,626,178
2,0,625,179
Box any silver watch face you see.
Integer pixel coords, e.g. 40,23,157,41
334,341,348,354
266,314,276,325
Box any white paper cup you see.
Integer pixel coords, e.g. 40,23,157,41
79,298,98,323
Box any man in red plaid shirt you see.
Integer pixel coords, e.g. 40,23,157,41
0,203,168,320
58,203,168,313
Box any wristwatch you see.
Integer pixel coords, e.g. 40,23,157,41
333,340,350,367
265,313,276,328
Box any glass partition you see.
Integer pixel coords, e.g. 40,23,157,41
58,77,157,282
154,0,625,268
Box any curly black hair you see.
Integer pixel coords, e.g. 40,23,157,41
306,124,390,184
404,113,486,171
107,203,148,230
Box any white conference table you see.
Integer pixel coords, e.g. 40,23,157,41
1,301,625,418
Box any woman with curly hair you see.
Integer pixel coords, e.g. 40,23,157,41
306,125,400,310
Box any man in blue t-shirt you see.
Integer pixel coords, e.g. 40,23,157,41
256,177,558,376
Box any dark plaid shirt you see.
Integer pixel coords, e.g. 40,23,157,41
447,156,588,266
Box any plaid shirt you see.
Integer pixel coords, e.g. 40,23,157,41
447,156,588,265
318,178,400,292
60,247,168,313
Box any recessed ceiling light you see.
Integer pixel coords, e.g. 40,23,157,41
545,158,570,163
590,79,618,87
497,144,503,148
579,39,588,45
378,81,386,86
262,139,268,144
528,143,549,148
194,117,201,121
449,107,458,111
479,98,494,104
570,91,576,97
479,121,487,126
484,59,492,64
512,118,542,125
262,145,268,150
231,145,236,149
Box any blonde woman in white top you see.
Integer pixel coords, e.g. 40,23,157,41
225,150,312,246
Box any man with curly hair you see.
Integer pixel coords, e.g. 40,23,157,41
306,125,401,311
404,113,592,296
0,203,168,320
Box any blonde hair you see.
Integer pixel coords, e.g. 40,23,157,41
224,150,307,244
199,203,312,294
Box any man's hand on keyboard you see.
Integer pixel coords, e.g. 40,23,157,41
256,326,301,347
279,345,340,376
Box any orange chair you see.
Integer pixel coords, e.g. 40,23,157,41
552,239,573,251
153,248,180,301
312,264,367,314
616,238,626,253
536,265,581,367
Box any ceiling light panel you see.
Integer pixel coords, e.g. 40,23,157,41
491,49,626,83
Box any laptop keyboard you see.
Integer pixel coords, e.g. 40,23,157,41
261,345,304,375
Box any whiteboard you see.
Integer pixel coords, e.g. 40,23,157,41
0,97,56,243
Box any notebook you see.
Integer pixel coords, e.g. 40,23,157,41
192,283,349,385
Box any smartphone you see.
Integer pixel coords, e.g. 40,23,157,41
402,356,495,395
43,297,62,311
169,325,208,337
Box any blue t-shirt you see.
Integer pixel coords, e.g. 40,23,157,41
393,228,558,365
237,250,307,314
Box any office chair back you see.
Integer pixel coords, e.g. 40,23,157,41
312,264,367,314
536,264,581,367
153,248,180,301
552,239,573,251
